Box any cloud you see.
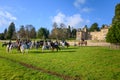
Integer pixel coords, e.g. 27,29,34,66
82,7,92,12
4,11,17,20
0,9,17,27
74,0,92,13
74,0,86,8
52,12,65,24
52,12,90,28
67,14,83,27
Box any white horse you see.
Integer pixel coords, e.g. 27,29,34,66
6,44,13,53
60,41,69,48
42,41,47,52
42,41,52,52
60,41,65,48
20,43,28,54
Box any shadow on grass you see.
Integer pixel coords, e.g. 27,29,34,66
29,50,42,53
61,47,78,50
29,49,76,54
60,50,76,53
3,47,77,54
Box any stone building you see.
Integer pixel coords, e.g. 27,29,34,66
76,26,109,41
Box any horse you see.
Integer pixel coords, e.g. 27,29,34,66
64,41,70,48
78,40,87,46
41,40,60,52
50,41,61,51
42,41,49,52
6,43,13,53
20,43,29,54
61,41,70,48
42,41,59,52
2,42,8,47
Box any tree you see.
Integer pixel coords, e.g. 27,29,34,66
53,22,58,29
4,28,7,39
51,22,59,39
7,22,16,39
112,3,120,24
106,3,120,44
37,27,49,39
67,25,72,38
0,33,4,40
25,25,30,39
17,25,36,39
25,25,36,39
71,28,77,38
30,27,36,39
18,25,26,39
50,28,58,39
50,22,69,40
89,23,100,32
59,23,68,39
101,24,106,29
60,23,66,29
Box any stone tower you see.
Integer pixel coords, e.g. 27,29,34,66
76,26,89,40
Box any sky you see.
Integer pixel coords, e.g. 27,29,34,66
0,0,120,33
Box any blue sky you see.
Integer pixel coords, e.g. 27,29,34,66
0,0,119,33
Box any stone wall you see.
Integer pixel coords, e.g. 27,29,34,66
76,27,109,41
90,28,108,40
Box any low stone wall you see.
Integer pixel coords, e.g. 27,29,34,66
109,43,120,49
67,40,110,46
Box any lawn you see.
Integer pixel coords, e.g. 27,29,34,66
0,43,120,80
0,58,62,80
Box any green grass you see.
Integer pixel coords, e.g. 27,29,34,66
0,43,120,80
0,58,62,80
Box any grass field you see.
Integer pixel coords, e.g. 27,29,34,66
0,43,120,80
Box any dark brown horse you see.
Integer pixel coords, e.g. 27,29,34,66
50,41,61,51
78,40,87,46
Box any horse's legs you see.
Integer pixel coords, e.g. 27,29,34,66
42,46,44,52
52,47,54,51
58,46,61,50
78,42,80,46
6,47,9,53
56,46,60,51
80,43,82,46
